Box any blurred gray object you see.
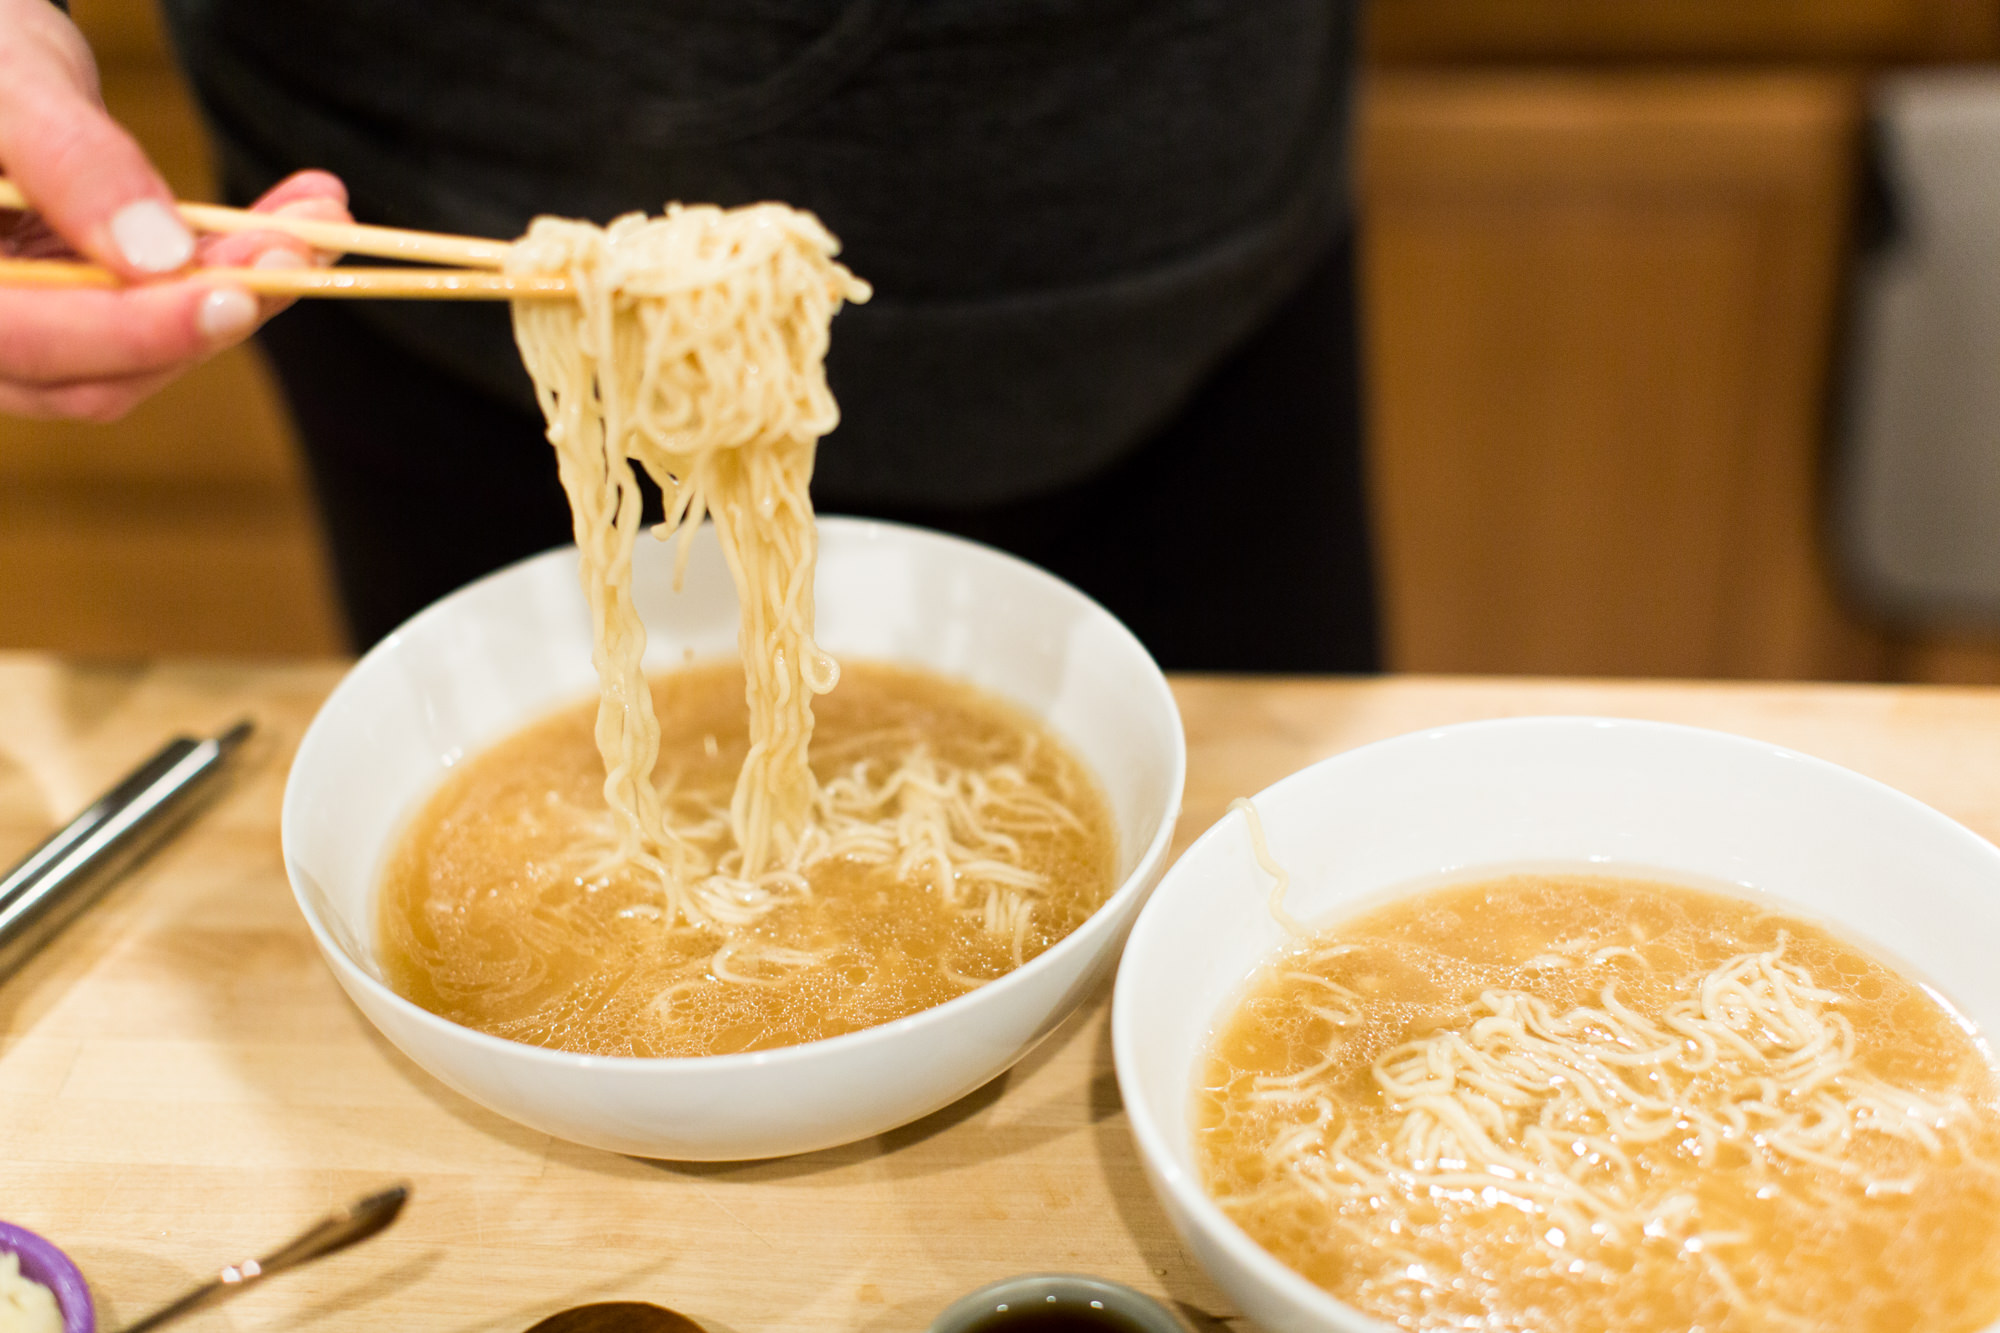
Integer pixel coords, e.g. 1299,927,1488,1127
1842,69,2000,622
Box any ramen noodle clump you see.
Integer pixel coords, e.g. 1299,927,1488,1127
501,204,1121,1002
509,204,869,930
1196,870,2000,1332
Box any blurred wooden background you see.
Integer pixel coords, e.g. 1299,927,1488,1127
1364,0,2000,682
10,0,2000,678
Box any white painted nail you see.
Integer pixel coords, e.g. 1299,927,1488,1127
252,246,310,270
108,199,195,273
197,287,258,341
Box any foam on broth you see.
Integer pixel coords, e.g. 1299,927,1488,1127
1195,871,2000,1332
378,660,1116,1057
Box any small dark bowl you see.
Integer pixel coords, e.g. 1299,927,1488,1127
929,1275,1187,1333
0,1222,93,1333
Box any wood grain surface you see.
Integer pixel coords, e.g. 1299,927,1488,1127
1362,70,1881,682
6,659,2000,1332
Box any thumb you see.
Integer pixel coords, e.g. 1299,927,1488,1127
0,18,195,277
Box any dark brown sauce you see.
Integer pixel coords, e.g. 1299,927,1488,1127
960,1300,1155,1333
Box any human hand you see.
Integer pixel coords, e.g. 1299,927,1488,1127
0,0,351,421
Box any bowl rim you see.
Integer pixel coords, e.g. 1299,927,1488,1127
1111,712,2000,1332
0,1220,94,1333
282,515,1188,1075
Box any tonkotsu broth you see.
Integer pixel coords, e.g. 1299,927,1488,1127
1195,872,2000,1332
379,660,1116,1057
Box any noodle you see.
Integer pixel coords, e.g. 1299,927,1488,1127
1230,796,1306,937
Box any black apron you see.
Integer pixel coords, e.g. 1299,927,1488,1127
161,0,1357,504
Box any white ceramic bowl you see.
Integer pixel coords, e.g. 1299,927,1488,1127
283,517,1184,1160
1113,716,2000,1333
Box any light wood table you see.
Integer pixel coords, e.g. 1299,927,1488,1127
6,658,2000,1333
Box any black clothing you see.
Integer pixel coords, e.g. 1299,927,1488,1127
163,0,1358,503
259,229,1376,671
163,0,1378,668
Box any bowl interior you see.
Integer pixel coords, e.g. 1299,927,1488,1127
286,516,1183,998
1114,716,2000,1330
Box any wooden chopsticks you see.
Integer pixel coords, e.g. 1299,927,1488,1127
0,179,570,300
0,256,571,300
0,182,514,268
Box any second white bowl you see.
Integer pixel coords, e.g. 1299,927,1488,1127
1113,716,2000,1333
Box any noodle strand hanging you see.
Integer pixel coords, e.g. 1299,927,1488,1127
509,205,866,925
505,204,1096,956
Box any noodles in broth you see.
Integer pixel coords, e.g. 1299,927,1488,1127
370,202,1119,1054
1197,809,2000,1330
378,659,1114,1056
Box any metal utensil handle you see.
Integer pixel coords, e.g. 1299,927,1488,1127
119,1184,410,1333
0,720,251,977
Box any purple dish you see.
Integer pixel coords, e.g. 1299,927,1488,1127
0,1222,92,1333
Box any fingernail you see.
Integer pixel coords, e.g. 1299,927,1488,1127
252,246,310,270
197,286,258,341
109,199,195,273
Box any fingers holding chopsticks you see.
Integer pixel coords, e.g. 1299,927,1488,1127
0,0,352,419
0,0,194,279
0,175,353,421
195,172,354,323
0,172,352,421
199,171,353,271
